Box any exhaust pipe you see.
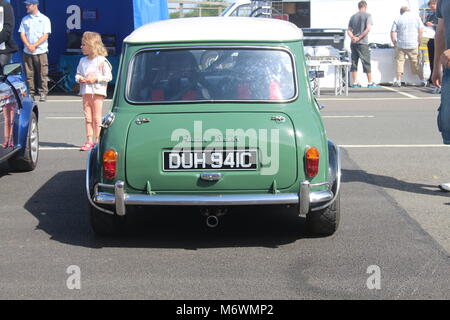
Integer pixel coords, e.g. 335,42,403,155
201,207,227,228
206,215,219,228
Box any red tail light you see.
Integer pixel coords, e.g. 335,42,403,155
103,150,117,180
305,147,320,178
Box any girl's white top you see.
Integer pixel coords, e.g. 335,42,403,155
75,56,112,97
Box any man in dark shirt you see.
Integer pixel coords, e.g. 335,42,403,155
0,0,18,67
347,0,378,88
432,0,450,191
426,0,439,86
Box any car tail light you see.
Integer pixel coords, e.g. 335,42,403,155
103,150,117,180
305,147,320,178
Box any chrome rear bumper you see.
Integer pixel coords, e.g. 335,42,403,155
86,145,341,218
88,180,334,217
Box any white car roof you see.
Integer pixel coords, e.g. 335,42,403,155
124,17,303,44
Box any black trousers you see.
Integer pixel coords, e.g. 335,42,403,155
428,39,435,82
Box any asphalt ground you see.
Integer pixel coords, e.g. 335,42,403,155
0,85,449,300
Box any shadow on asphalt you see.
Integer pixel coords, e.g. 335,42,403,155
0,162,11,179
342,168,444,197
39,142,79,148
23,170,324,249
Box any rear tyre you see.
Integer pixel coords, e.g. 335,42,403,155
306,193,340,236
8,112,39,171
89,202,124,236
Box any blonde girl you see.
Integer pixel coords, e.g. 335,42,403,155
75,31,112,151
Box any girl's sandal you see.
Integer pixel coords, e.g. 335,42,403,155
80,142,94,151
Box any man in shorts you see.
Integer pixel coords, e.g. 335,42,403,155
390,6,426,87
347,1,378,88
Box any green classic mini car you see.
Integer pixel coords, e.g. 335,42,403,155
86,17,341,236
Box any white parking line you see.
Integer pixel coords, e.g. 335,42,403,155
43,99,112,103
38,144,450,151
340,144,450,148
44,100,82,103
48,115,376,120
380,86,420,99
46,117,84,120
320,97,440,101
39,147,79,150
323,115,375,119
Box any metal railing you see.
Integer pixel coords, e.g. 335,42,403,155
168,0,232,17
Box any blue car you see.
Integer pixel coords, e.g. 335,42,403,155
0,63,39,171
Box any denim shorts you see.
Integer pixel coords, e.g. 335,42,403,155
437,68,450,144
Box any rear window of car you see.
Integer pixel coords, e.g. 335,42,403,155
126,47,297,103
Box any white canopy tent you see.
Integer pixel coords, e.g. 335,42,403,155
310,0,431,86
310,0,424,46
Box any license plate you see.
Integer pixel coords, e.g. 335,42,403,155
163,149,258,171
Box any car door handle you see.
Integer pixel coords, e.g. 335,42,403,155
135,117,151,125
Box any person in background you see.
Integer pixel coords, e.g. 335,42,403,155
0,0,18,67
425,0,439,90
347,1,379,88
19,0,51,102
431,0,450,191
75,32,112,152
391,6,426,87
